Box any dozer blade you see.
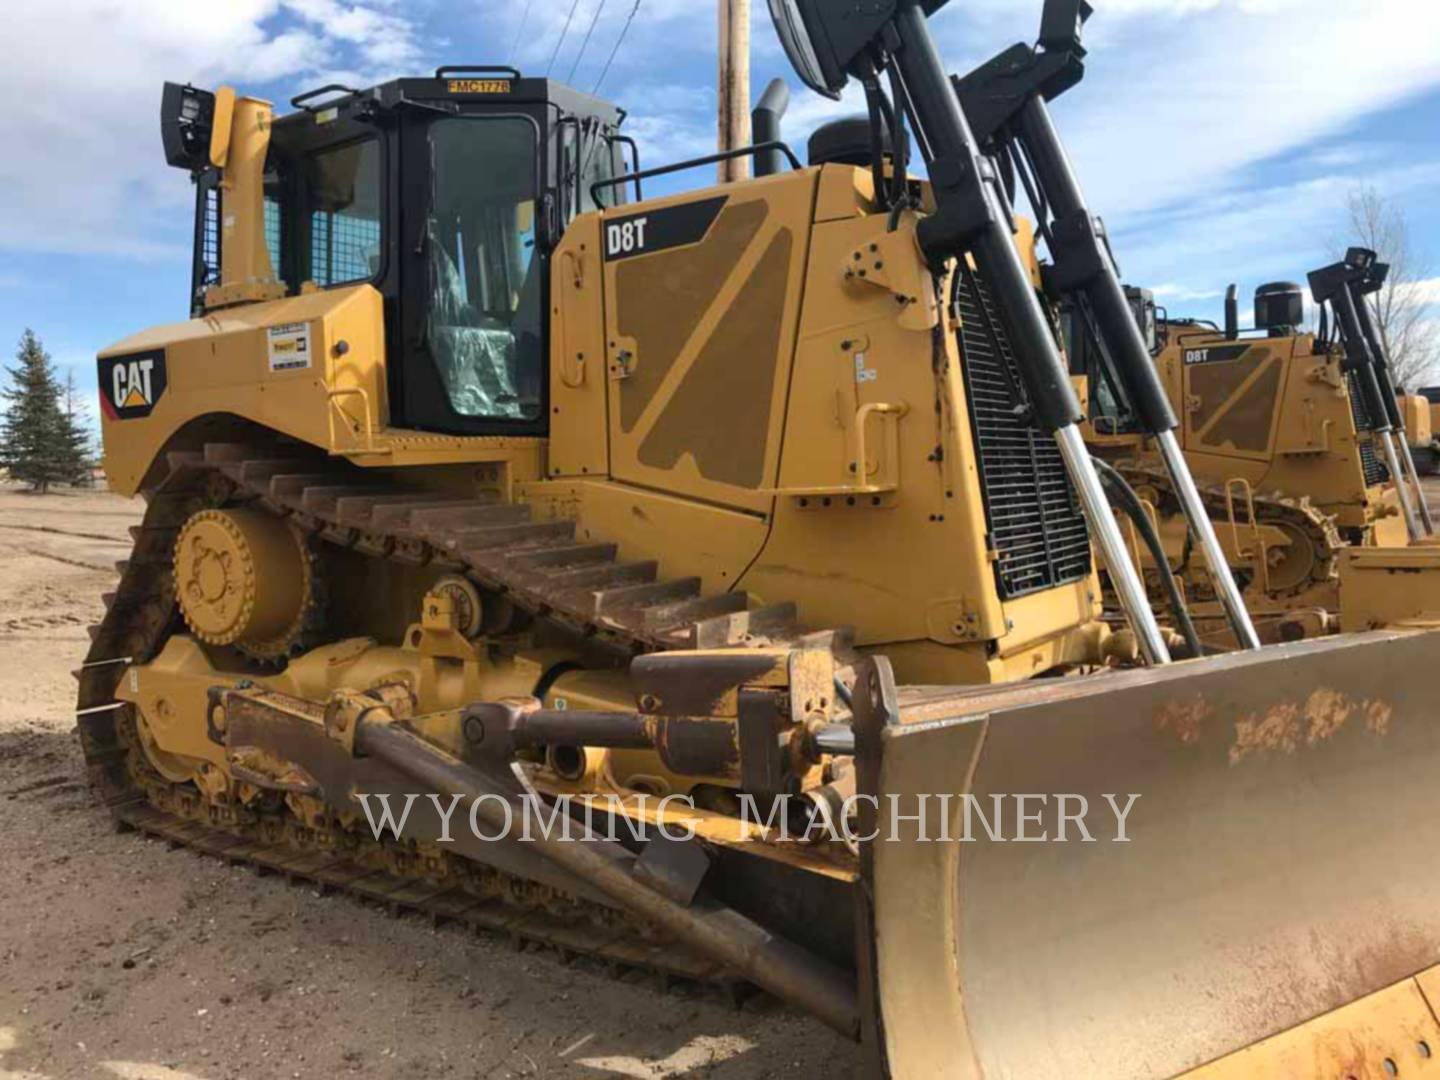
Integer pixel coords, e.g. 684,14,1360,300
852,631,1440,1079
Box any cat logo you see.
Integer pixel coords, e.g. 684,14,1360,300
97,348,168,421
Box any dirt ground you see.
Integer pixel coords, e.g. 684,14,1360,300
0,484,855,1080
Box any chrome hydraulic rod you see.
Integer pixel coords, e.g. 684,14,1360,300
887,0,1171,664
1011,94,1259,649
1156,430,1262,649
1398,435,1437,534
1056,425,1173,664
1380,430,1424,542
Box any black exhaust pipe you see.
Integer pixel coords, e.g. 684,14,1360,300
1224,284,1239,340
752,78,790,177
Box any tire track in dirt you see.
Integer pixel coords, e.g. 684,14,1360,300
0,523,132,544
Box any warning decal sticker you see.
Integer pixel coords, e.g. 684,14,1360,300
268,323,313,372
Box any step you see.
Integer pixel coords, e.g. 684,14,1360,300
541,561,659,601
406,502,522,536
369,498,495,532
641,592,750,633
691,602,799,649
505,543,618,573
233,459,324,487
201,443,257,465
589,578,702,620
451,521,576,555
333,493,468,527
299,485,388,516
272,473,358,502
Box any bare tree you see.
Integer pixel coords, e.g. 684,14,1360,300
1334,186,1440,390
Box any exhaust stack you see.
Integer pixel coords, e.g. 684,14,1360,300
751,78,791,177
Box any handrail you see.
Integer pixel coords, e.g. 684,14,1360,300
591,141,803,205
291,84,362,112
327,387,386,456
1223,477,1269,593
435,65,522,80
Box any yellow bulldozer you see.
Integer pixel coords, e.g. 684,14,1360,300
79,0,1440,1075
1401,387,1440,474
1066,261,1440,643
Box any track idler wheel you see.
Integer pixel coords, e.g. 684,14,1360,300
174,508,314,660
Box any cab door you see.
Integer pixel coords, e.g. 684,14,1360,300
395,109,550,436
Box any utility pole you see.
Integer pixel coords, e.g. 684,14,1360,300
717,0,751,183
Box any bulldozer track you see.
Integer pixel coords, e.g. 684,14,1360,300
74,437,833,997
1112,460,1345,601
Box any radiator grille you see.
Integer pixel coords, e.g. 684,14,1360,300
955,267,1093,600
1346,370,1390,486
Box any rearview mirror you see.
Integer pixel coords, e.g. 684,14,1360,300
766,0,843,100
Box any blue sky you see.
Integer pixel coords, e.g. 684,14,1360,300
3,0,1438,419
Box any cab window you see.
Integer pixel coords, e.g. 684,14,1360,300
426,116,542,422
304,140,382,286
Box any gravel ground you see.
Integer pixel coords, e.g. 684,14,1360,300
0,484,855,1080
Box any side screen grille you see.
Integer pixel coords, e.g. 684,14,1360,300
1346,370,1390,486
1347,370,1376,432
191,178,221,317
955,266,1093,600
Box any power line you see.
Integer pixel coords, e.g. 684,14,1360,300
548,0,585,77
567,0,609,85
593,0,642,94
507,0,534,67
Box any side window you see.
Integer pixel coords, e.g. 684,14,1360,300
304,140,382,287
578,129,621,213
263,194,284,285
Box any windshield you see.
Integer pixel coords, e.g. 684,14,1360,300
427,116,543,421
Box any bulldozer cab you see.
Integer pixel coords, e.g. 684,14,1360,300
176,73,626,439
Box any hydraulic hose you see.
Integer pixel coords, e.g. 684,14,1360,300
1091,456,1205,659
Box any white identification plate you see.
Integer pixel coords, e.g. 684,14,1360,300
267,323,313,372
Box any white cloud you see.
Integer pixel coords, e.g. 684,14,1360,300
0,0,426,259
1403,278,1440,308
1150,284,1226,302
1042,0,1440,217
1113,160,1440,292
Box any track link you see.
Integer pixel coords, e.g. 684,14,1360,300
75,437,838,993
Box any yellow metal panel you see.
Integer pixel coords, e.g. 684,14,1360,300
1185,973,1440,1079
99,285,383,492
560,479,769,596
602,171,819,514
548,215,610,479
813,162,877,222
208,86,236,169
1339,545,1440,631
743,212,1099,674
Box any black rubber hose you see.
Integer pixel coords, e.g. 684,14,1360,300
1090,456,1206,658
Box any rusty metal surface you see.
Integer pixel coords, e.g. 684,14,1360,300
867,629,1440,1079
1184,966,1440,1078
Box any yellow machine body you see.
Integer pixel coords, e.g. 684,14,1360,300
81,72,1440,1080
100,159,1104,686
1084,320,1440,641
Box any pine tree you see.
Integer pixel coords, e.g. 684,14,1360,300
0,329,90,494
61,370,94,482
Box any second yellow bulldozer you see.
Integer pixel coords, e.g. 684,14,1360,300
76,0,1440,1076
1068,265,1440,643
